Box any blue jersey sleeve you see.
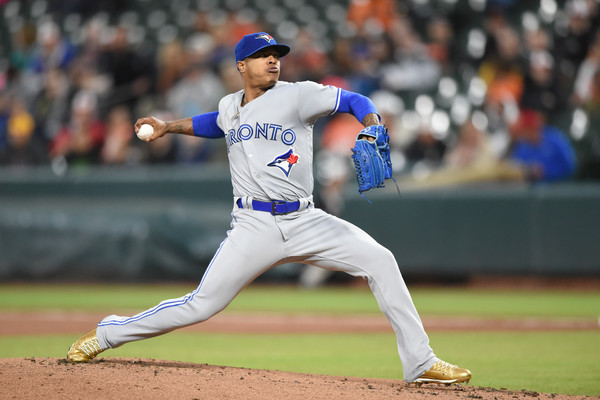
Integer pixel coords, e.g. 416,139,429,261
335,89,379,123
192,111,225,138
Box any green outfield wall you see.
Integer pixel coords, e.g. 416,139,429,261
1,165,598,281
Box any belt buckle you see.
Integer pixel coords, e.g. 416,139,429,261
271,201,287,215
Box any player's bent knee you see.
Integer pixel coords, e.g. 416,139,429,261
375,246,396,266
369,246,401,275
186,299,230,324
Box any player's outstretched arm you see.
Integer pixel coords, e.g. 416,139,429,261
135,112,224,142
134,116,195,142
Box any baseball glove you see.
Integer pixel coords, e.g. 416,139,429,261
351,138,386,194
351,125,398,201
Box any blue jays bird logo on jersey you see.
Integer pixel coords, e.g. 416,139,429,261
255,33,274,43
267,148,299,177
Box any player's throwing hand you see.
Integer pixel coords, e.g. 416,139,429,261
134,117,167,142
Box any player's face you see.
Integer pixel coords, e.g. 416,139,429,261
238,48,281,89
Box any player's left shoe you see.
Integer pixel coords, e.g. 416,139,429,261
67,328,104,362
413,359,471,386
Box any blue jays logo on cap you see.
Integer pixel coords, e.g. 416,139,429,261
235,32,291,63
255,33,274,43
267,148,299,177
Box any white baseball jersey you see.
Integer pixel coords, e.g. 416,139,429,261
217,81,340,201
95,80,437,383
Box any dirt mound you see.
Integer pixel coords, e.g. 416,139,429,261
0,357,585,400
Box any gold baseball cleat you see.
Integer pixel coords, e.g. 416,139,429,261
67,328,104,362
413,360,472,386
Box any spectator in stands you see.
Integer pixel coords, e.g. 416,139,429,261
330,38,354,78
29,68,70,143
523,25,550,55
573,69,600,179
340,32,382,95
101,105,140,165
346,0,399,34
68,17,113,109
76,16,109,74
9,23,36,71
280,29,330,83
508,109,577,182
50,90,105,167
98,26,154,114
156,39,188,95
444,119,496,171
380,19,441,93
425,16,457,75
404,121,447,166
29,21,77,74
167,61,224,118
553,0,597,109
0,98,47,166
166,41,224,119
573,29,600,106
520,50,558,114
479,25,524,108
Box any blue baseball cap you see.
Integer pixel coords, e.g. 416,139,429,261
235,32,291,63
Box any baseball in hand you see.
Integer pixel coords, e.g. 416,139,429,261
137,124,154,140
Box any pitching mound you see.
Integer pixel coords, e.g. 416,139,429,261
0,357,583,400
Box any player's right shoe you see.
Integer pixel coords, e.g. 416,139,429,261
413,359,471,386
67,328,104,362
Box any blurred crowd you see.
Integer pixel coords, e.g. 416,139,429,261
1,0,599,191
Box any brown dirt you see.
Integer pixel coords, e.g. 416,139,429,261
0,357,593,400
1,311,598,399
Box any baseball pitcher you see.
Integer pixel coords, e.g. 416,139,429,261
67,32,471,386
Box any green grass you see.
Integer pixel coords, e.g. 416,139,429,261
1,284,599,320
411,288,600,319
1,284,599,396
0,331,598,396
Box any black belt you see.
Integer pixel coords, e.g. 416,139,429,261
236,198,302,215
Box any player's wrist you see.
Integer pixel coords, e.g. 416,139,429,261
165,118,193,136
361,113,381,127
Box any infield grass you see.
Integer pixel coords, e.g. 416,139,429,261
0,283,599,319
0,283,599,396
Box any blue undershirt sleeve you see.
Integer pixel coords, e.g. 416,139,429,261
334,89,379,123
192,111,225,138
